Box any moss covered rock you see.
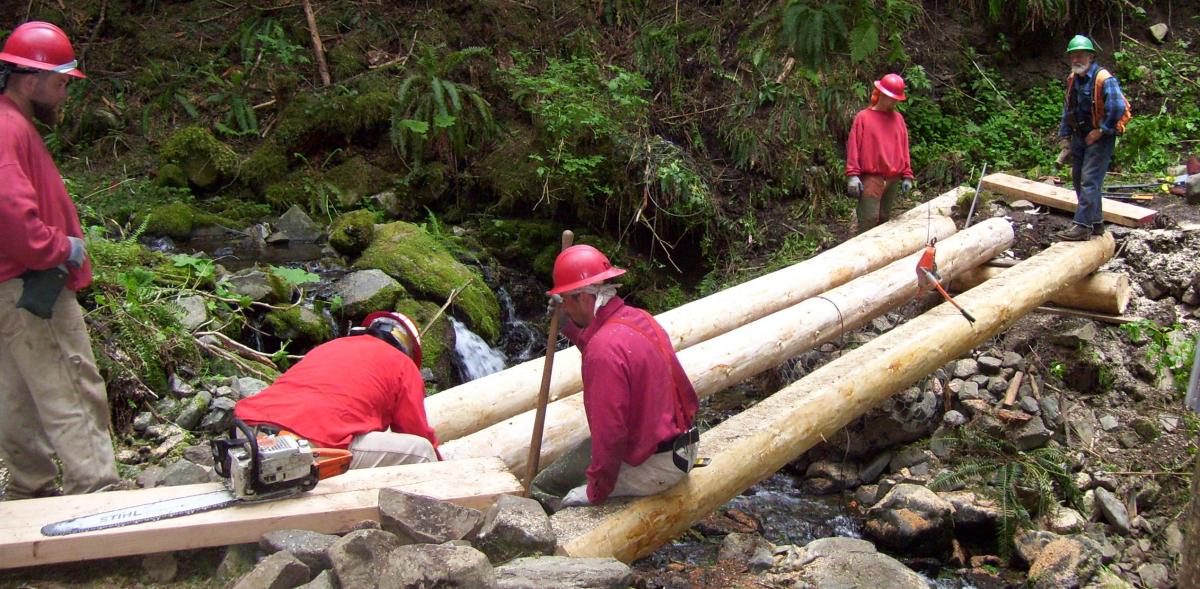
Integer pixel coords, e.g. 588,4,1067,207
479,219,563,272
145,202,196,240
354,221,500,343
159,126,239,191
393,298,453,392
326,156,394,207
333,269,406,318
273,90,394,154
329,209,377,257
241,141,290,193
263,172,328,213
473,124,541,212
155,163,188,188
265,306,333,348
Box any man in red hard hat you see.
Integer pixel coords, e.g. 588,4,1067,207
0,22,121,499
234,311,442,467
845,73,914,234
531,245,699,510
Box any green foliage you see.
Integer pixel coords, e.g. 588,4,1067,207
1110,44,1200,174
269,266,321,289
274,88,395,154
389,44,496,164
780,0,921,68
1120,320,1196,390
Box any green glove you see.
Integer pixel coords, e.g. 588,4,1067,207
17,266,68,319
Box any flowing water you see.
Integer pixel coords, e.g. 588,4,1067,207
450,317,508,381
497,288,543,363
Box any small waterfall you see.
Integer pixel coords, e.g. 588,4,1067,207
450,317,507,382
497,288,542,363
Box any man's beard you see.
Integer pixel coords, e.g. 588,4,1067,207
31,99,60,126
1070,64,1090,76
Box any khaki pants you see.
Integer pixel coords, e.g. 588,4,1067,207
531,437,695,507
0,280,118,499
347,431,437,469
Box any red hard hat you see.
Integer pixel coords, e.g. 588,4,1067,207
363,311,422,367
873,73,906,101
0,21,85,79
547,245,626,296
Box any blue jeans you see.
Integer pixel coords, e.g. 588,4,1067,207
1070,132,1116,227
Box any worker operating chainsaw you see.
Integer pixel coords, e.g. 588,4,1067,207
234,311,442,468
531,245,700,510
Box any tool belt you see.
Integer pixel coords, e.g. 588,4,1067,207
656,426,699,472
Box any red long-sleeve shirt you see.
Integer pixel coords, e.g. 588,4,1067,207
564,297,698,503
0,95,91,289
845,107,913,180
234,335,440,455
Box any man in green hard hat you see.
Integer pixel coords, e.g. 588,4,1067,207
1054,34,1131,241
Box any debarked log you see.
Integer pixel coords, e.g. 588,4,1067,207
950,265,1131,315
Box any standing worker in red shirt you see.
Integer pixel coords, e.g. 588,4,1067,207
845,73,915,234
0,22,120,499
234,311,441,468
531,245,699,510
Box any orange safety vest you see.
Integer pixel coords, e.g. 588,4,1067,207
1065,68,1132,135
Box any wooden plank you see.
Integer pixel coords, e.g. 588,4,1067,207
980,172,1156,227
0,457,520,569
552,234,1116,563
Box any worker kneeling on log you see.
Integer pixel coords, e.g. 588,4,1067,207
532,245,700,510
234,311,441,468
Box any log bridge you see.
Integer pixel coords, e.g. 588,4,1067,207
0,184,1125,569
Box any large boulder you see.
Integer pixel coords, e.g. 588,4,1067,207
332,269,405,318
264,306,332,347
378,489,485,544
328,529,401,589
472,495,556,565
864,484,955,557
159,126,239,191
1028,536,1104,589
270,206,323,242
260,529,338,572
793,537,927,589
328,209,377,257
377,544,497,588
354,221,500,343
232,551,311,589
494,556,632,589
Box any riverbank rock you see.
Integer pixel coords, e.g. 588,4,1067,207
329,209,377,256
864,484,954,556
377,544,497,588
1027,535,1103,589
157,459,211,486
333,269,406,318
786,537,927,589
494,556,633,589
379,489,484,544
717,532,775,572
1094,487,1132,535
271,206,323,242
939,491,1000,533
473,495,557,565
232,551,310,589
260,529,338,572
803,459,860,495
328,529,401,589
175,389,212,431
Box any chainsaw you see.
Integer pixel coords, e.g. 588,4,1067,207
40,420,351,536
915,237,976,324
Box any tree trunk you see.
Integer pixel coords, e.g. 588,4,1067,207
553,233,1116,562
426,190,963,443
950,266,1131,315
440,218,1014,480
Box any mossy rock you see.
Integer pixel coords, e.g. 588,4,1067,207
144,202,196,240
326,156,394,207
479,219,563,272
155,163,188,189
393,298,452,393
354,221,500,343
241,142,290,193
398,162,449,212
262,172,329,213
329,209,378,257
473,124,541,212
159,126,240,192
265,306,333,349
273,91,394,154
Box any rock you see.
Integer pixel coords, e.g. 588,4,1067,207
159,459,211,487
863,484,954,556
328,529,401,589
296,570,337,589
201,396,237,432
472,495,556,565
1094,488,1132,535
272,206,323,242
958,380,987,402
174,389,213,431
939,491,999,532
1091,471,1118,492
1014,530,1061,565
1047,506,1086,534
795,537,927,589
1018,396,1040,415
1131,417,1157,442
803,460,860,494
1148,23,1169,43
1051,323,1099,349
1159,415,1179,433
986,376,1008,396
141,552,178,583
1028,536,1102,589
182,444,214,467
929,426,956,458
378,489,484,544
854,485,880,507
1138,563,1170,589
216,544,259,583
870,315,893,332
133,411,155,433
858,452,893,484
953,359,978,379
717,532,774,572
221,267,276,302
1099,414,1119,432
888,447,929,472
1164,522,1184,558
232,551,311,589
168,374,194,398
377,544,496,589
261,529,338,572
941,410,967,428
1010,199,1035,210
1141,278,1169,300
232,377,270,399
173,295,209,332
977,356,1003,375
1040,396,1061,427
1118,431,1140,449
332,269,406,318
1001,351,1024,369
1010,414,1052,451
494,556,632,589
328,210,376,257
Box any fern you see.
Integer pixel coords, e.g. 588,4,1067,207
389,44,496,165
781,1,849,69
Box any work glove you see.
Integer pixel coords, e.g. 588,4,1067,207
847,176,863,199
66,236,86,268
901,179,913,195
547,293,563,316
560,485,591,508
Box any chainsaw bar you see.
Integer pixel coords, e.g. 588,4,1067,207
40,489,238,536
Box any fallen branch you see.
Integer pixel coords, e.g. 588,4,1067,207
194,336,277,382
302,0,332,86
420,281,470,336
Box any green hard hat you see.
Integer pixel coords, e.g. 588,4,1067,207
1066,35,1097,53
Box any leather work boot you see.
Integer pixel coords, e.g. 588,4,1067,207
1092,223,1107,236
1054,223,1092,241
